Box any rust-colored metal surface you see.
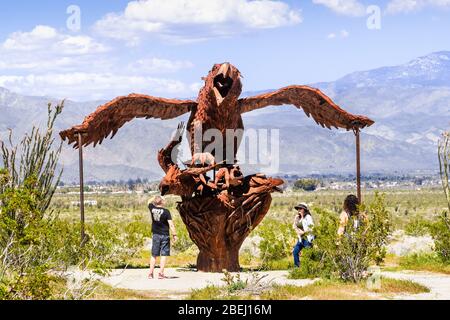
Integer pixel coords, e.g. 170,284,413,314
178,187,277,272
60,95,197,148
60,62,375,272
239,85,374,130
157,125,283,271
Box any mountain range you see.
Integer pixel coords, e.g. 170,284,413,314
1,51,449,183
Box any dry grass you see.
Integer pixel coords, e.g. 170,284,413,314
383,253,450,275
373,278,429,295
383,253,450,274
188,278,429,300
261,282,370,300
89,282,185,300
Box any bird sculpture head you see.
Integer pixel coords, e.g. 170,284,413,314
202,62,243,107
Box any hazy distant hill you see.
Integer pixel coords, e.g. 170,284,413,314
1,51,449,183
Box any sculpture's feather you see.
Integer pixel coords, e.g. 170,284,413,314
59,94,197,148
238,85,374,130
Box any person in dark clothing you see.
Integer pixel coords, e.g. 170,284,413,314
148,196,177,279
338,194,368,238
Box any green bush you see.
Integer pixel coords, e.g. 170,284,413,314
399,253,441,268
222,271,247,293
123,215,151,244
293,179,320,191
0,103,147,299
291,193,391,282
433,132,450,264
172,216,195,252
430,214,450,263
256,218,296,269
288,248,331,279
405,217,431,236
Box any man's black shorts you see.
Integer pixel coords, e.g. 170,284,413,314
152,233,170,257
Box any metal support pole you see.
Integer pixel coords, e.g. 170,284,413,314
355,128,362,204
78,133,86,246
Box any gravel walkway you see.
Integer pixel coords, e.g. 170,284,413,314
97,268,450,300
101,268,317,296
381,270,450,300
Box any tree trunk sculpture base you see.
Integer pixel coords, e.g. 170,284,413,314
177,175,281,272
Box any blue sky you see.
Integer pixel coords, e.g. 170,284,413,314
0,0,449,101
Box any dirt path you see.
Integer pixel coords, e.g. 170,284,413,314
99,268,450,300
381,270,450,300
101,268,317,298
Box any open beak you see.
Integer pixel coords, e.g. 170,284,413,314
159,183,170,196
213,63,234,105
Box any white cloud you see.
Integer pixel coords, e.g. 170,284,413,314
0,73,198,101
0,25,112,75
386,0,450,14
93,13,164,45
313,0,366,17
327,29,350,39
128,58,194,74
0,25,198,100
0,56,101,72
3,25,57,50
2,25,108,54
94,0,302,44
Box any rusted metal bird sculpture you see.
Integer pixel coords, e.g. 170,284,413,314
60,63,374,272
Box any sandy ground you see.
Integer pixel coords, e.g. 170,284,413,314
101,268,317,297
381,271,450,300
95,268,450,300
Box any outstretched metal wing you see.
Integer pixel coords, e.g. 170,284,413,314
60,94,197,148
238,85,374,130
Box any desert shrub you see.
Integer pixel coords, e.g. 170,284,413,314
123,215,151,251
430,214,450,263
434,132,450,263
83,220,131,271
0,104,64,299
256,218,296,269
172,216,195,252
0,103,147,299
222,271,247,293
288,247,331,279
55,217,148,271
0,176,63,299
290,193,391,282
438,131,449,212
405,217,432,236
399,253,441,269
293,179,320,191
